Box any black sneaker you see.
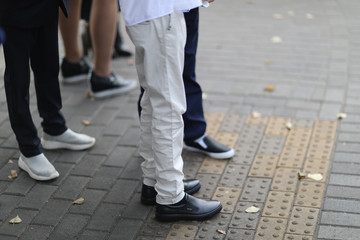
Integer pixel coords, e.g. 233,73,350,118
184,135,234,159
90,71,137,98
61,57,91,83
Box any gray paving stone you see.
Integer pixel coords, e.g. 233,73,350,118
326,185,360,200
117,126,140,147
69,189,106,215
19,225,53,240
103,118,133,136
53,176,90,200
104,179,139,204
78,230,108,240
338,132,360,142
323,198,360,214
0,209,37,237
105,146,136,167
336,142,360,153
55,150,87,164
32,199,72,226
19,184,57,210
50,162,74,186
108,219,142,240
91,107,119,125
333,152,360,163
4,174,35,196
89,136,120,156
319,103,342,119
86,203,124,232
121,193,152,220
48,214,90,240
340,122,360,133
320,211,360,228
87,166,122,190
0,194,23,221
329,173,360,187
331,162,360,174
72,154,105,177
318,225,360,240
119,156,143,180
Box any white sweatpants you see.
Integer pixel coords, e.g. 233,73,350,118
126,11,187,205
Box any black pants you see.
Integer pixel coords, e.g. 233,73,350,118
2,14,67,157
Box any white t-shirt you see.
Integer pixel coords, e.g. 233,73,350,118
119,0,202,26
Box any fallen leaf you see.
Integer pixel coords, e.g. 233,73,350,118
264,59,273,64
245,206,260,213
128,59,135,66
8,160,13,164
8,170,18,179
9,215,22,224
217,229,226,235
202,93,207,99
271,36,282,43
251,111,261,118
247,0,254,4
306,13,314,19
73,197,85,205
337,113,347,119
82,120,91,126
298,172,306,179
286,122,293,130
273,14,283,19
86,90,92,98
264,86,275,92
307,173,323,181
288,11,295,16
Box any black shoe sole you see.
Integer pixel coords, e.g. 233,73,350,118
141,182,201,206
155,204,222,222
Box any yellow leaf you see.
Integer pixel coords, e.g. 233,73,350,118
337,113,347,119
271,36,282,43
306,13,314,19
202,93,207,99
264,59,273,64
9,215,22,224
8,160,13,164
217,229,226,235
264,86,275,92
73,197,85,205
245,206,260,213
297,172,306,179
8,170,18,179
307,173,323,181
288,11,295,16
251,111,261,118
273,14,283,19
285,122,293,130
82,120,91,126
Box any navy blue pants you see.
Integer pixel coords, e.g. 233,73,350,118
138,8,206,143
2,14,67,157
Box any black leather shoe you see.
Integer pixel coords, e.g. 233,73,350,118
141,179,201,205
155,193,222,222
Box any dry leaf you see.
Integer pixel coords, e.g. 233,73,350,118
337,113,347,119
271,36,282,43
298,172,306,179
82,120,91,126
128,59,135,66
86,90,92,98
288,11,295,16
9,215,22,224
247,0,254,4
73,197,85,205
306,13,314,19
285,122,293,130
251,111,261,118
273,14,283,19
264,59,273,64
264,86,275,92
8,160,13,164
202,93,207,99
8,170,18,179
245,206,260,213
217,229,226,235
307,173,323,181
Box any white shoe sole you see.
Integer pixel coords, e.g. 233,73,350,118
183,145,235,159
41,138,96,150
90,81,137,99
18,157,59,181
62,74,89,84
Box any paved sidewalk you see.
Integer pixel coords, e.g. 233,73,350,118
1,0,360,239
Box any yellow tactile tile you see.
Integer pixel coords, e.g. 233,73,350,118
254,217,287,240
198,157,227,174
312,120,337,140
294,182,326,208
278,145,307,168
262,191,294,218
246,115,269,125
214,132,239,148
166,224,198,240
249,155,278,178
271,168,299,192
286,207,319,236
212,187,241,213
265,117,292,136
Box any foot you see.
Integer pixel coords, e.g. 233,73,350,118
184,135,234,159
90,71,137,99
141,179,201,205
60,57,91,84
156,193,222,222
18,153,59,181
41,129,96,150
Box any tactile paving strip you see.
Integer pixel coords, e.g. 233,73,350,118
166,224,198,240
205,113,225,138
258,135,286,155
291,119,314,129
302,158,330,182
286,207,319,235
246,116,269,125
240,178,271,202
226,228,255,240
262,191,294,218
194,174,221,199
284,234,313,240
271,168,299,192
219,114,246,133
198,158,227,174
254,217,287,240
265,117,291,136
230,202,264,229
312,120,337,140
249,155,278,178
183,161,202,179
231,143,257,165
214,132,239,148
213,187,241,213
237,124,265,145
195,213,231,240
219,164,250,188
294,182,325,208
306,139,334,160
278,145,307,168
285,128,312,148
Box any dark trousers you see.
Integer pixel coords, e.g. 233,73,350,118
2,14,67,157
138,8,206,143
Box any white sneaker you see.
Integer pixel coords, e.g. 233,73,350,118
18,153,59,181
41,129,96,150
